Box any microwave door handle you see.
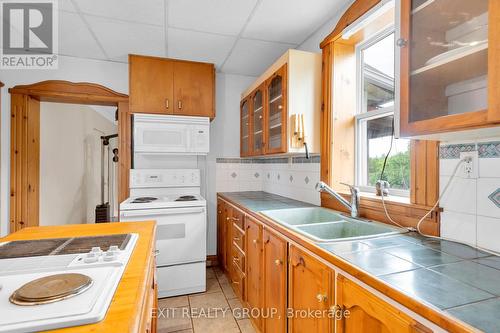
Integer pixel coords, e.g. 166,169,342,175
121,207,205,218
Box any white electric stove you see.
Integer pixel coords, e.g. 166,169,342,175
120,169,207,298
0,233,138,333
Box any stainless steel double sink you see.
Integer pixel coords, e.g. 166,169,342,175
259,207,407,242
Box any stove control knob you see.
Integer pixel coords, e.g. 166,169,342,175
109,245,119,252
84,252,99,263
103,251,117,262
91,247,102,254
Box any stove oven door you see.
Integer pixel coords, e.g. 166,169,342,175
119,206,206,266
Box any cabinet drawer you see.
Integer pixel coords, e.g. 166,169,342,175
232,244,245,273
231,261,245,300
232,223,245,252
231,209,245,230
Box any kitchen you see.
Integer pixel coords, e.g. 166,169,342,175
1,0,500,332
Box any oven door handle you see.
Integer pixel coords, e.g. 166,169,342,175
120,207,205,218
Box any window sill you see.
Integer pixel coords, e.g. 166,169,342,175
358,191,410,205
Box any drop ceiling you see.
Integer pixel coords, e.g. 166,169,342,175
61,0,349,76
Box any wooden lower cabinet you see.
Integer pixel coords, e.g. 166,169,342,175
245,216,264,330
262,227,288,333
336,275,429,333
216,200,227,269
288,245,333,333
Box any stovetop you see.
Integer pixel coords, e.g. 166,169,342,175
120,194,206,210
0,234,138,333
0,234,131,259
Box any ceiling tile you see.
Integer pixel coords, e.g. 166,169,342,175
221,38,294,76
243,0,348,44
168,28,235,68
59,0,77,12
72,0,164,25
168,0,257,35
59,11,106,59
85,16,165,62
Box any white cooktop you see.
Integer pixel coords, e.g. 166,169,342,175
120,194,206,211
0,234,138,333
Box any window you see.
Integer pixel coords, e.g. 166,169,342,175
355,29,411,196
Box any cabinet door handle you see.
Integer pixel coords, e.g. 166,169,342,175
316,293,328,303
178,101,182,109
165,98,169,109
233,257,240,262
232,217,239,221
234,237,240,241
275,259,282,266
226,217,230,221
252,239,258,244
396,38,408,48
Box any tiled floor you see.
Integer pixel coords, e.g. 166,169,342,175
156,266,256,333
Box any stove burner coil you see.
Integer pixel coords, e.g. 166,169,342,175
175,195,198,202
131,197,158,203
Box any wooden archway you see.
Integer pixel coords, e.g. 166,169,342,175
9,80,131,233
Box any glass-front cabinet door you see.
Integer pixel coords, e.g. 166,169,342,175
251,85,265,155
265,65,287,153
240,98,251,157
399,0,499,137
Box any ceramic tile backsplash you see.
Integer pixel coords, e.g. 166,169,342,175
216,155,320,205
439,139,500,253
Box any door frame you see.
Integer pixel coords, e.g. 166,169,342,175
8,80,130,233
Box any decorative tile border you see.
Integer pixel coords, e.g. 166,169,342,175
478,141,500,158
439,144,476,159
440,141,500,159
216,154,320,164
488,188,500,208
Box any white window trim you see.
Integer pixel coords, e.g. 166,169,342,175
354,26,410,198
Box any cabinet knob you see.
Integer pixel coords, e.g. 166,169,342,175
178,101,182,109
165,98,169,109
226,217,230,221
218,210,222,214
252,239,258,244
316,294,328,302
396,38,408,47
275,259,282,266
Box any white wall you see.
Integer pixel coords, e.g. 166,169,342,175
207,73,256,255
40,102,117,226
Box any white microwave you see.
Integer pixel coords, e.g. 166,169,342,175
133,114,210,154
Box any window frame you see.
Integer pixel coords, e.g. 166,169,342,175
319,0,441,236
354,26,410,197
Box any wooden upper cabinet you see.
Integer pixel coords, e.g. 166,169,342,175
173,60,215,118
288,244,333,333
337,275,430,333
265,64,288,154
240,97,251,157
251,85,266,155
239,50,321,157
129,54,215,119
263,227,287,333
129,54,173,114
245,216,263,330
399,0,500,138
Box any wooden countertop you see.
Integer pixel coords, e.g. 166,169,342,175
0,221,156,333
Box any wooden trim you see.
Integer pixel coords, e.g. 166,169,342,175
217,194,475,333
264,64,288,155
321,44,333,185
9,81,129,233
320,0,381,48
9,80,128,106
489,0,500,122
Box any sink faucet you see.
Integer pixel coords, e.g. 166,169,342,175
315,181,360,218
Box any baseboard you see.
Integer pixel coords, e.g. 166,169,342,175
206,255,218,267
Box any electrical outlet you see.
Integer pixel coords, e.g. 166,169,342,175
459,151,478,179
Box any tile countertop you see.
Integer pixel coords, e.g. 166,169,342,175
220,191,500,333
